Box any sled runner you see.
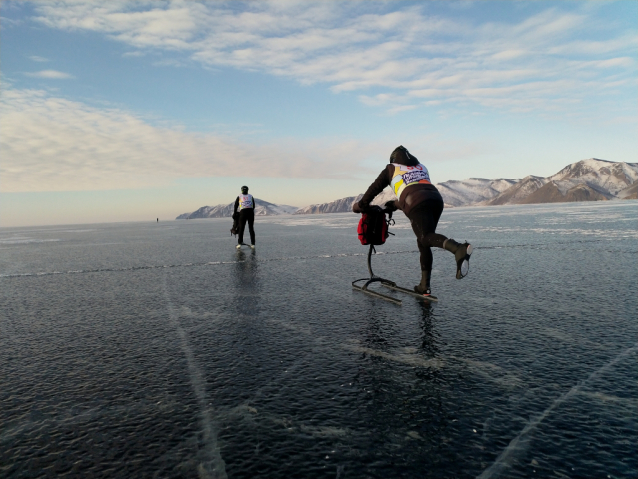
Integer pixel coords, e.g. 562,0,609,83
382,281,438,301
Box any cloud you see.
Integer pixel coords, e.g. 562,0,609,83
30,1,636,115
387,105,417,115
593,57,634,69
122,51,145,57
25,69,74,79
1,88,491,193
0,15,22,27
0,88,372,192
29,55,49,62
152,58,187,67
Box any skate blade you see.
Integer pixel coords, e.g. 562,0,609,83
381,282,439,302
460,259,469,277
352,284,402,305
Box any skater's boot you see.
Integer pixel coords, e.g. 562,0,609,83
414,270,437,299
443,239,473,279
236,244,242,250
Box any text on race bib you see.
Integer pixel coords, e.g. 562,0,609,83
402,170,429,185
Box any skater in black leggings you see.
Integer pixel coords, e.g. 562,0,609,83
353,146,472,298
234,186,256,249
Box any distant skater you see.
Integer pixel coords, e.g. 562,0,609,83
353,146,472,298
234,185,256,249
157,218,159,222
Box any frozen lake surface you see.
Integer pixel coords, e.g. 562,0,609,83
1,201,637,478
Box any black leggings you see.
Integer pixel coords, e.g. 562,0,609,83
407,199,447,271
238,209,255,245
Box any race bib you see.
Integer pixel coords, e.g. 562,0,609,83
402,169,429,185
391,163,432,199
239,194,253,209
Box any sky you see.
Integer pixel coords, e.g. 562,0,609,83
1,0,636,227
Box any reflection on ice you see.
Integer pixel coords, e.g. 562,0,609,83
449,356,523,390
342,344,443,369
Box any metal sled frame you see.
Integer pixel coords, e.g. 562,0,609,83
352,244,438,305
351,244,403,305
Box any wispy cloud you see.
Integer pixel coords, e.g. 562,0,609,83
0,88,369,192
0,88,490,193
0,15,22,27
28,55,49,62
25,69,74,79
152,58,187,68
31,1,636,115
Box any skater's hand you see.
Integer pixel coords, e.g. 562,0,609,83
384,200,399,212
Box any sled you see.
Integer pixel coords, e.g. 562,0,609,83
352,244,437,305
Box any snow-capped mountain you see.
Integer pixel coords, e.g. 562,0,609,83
176,159,637,219
436,178,518,207
485,176,548,205
486,159,638,205
293,178,517,214
293,189,397,215
549,158,638,196
176,199,297,219
292,159,638,215
294,195,362,215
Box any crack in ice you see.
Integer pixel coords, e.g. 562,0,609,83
164,277,227,479
477,344,638,479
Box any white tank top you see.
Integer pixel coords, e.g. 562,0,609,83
238,194,254,210
390,163,432,200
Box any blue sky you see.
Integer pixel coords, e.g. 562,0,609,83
1,0,636,226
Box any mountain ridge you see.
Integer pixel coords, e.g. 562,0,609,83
175,159,638,219
176,198,297,219
292,158,638,215
483,158,638,206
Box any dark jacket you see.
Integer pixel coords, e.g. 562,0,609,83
356,161,442,217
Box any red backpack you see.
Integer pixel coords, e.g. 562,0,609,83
357,206,390,245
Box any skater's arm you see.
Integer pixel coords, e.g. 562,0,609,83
354,167,391,212
234,197,239,215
